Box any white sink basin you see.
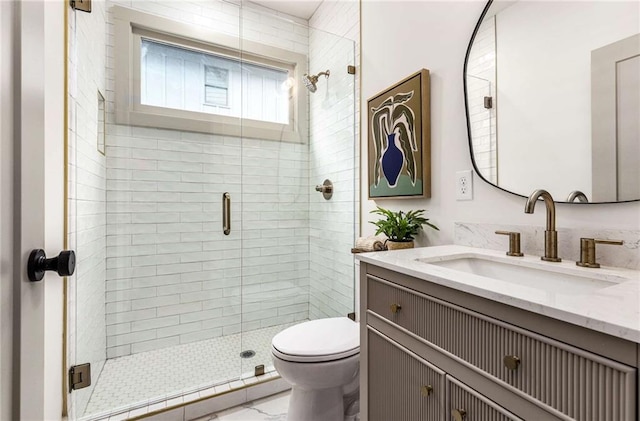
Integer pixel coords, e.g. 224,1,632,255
417,254,619,294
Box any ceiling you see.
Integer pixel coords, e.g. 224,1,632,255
248,0,323,20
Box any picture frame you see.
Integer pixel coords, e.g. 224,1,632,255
367,69,431,199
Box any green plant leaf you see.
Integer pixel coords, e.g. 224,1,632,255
369,206,438,241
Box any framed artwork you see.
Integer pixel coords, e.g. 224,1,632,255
367,69,431,199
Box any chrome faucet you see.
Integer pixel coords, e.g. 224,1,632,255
524,189,561,262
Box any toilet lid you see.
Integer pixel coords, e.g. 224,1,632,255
272,317,359,363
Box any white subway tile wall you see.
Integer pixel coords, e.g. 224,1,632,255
103,129,312,358
67,1,109,416
466,17,497,183
308,1,359,319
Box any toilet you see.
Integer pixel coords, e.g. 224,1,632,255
271,317,360,421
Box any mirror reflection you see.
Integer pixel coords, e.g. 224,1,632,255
465,0,640,203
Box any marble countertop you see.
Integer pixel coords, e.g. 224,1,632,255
356,245,640,343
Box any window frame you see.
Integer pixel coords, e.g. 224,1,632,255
113,6,308,143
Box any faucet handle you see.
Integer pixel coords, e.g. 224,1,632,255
576,238,623,268
495,231,524,257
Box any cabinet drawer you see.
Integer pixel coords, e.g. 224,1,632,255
447,375,523,421
368,327,445,421
367,275,637,421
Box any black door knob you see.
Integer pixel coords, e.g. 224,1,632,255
27,249,76,282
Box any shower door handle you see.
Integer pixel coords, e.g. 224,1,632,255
223,192,231,235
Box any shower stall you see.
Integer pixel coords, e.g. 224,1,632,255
66,1,358,419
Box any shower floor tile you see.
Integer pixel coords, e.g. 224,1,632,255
83,323,297,419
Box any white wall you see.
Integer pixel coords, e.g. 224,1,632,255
496,1,639,199
308,0,359,319
361,1,640,252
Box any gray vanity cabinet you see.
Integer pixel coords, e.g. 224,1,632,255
360,262,639,421
447,375,522,421
368,328,446,421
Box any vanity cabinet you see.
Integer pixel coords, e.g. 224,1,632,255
360,263,639,421
447,375,522,421
368,329,445,420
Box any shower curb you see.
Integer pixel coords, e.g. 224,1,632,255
134,376,290,421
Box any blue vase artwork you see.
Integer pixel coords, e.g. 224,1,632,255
381,132,404,187
370,90,418,193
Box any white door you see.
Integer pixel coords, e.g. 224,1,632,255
591,34,640,202
615,53,640,200
2,1,66,419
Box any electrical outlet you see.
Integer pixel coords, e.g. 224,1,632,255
456,170,473,200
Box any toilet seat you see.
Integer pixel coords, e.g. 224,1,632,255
272,317,359,363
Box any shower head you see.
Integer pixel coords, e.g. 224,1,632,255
302,70,330,93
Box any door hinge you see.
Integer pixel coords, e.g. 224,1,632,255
347,312,356,321
69,363,91,391
484,96,493,109
347,65,356,75
70,0,92,13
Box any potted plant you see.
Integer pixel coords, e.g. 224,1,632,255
369,206,439,250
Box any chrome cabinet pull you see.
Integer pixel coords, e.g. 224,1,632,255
223,192,231,235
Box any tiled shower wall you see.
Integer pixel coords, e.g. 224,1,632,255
308,1,359,319
104,130,310,357
466,16,497,183
67,1,108,416
239,137,311,333
103,0,311,358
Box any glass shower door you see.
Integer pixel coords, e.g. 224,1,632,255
238,18,357,377
306,28,357,322
67,1,246,419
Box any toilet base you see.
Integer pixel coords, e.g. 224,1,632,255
287,386,344,421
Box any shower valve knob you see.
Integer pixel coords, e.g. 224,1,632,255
27,249,76,282
315,179,333,200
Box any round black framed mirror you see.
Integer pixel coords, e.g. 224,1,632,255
464,0,640,203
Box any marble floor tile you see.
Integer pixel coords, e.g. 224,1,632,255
196,391,290,421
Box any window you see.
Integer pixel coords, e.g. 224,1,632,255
204,66,229,107
113,6,307,142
